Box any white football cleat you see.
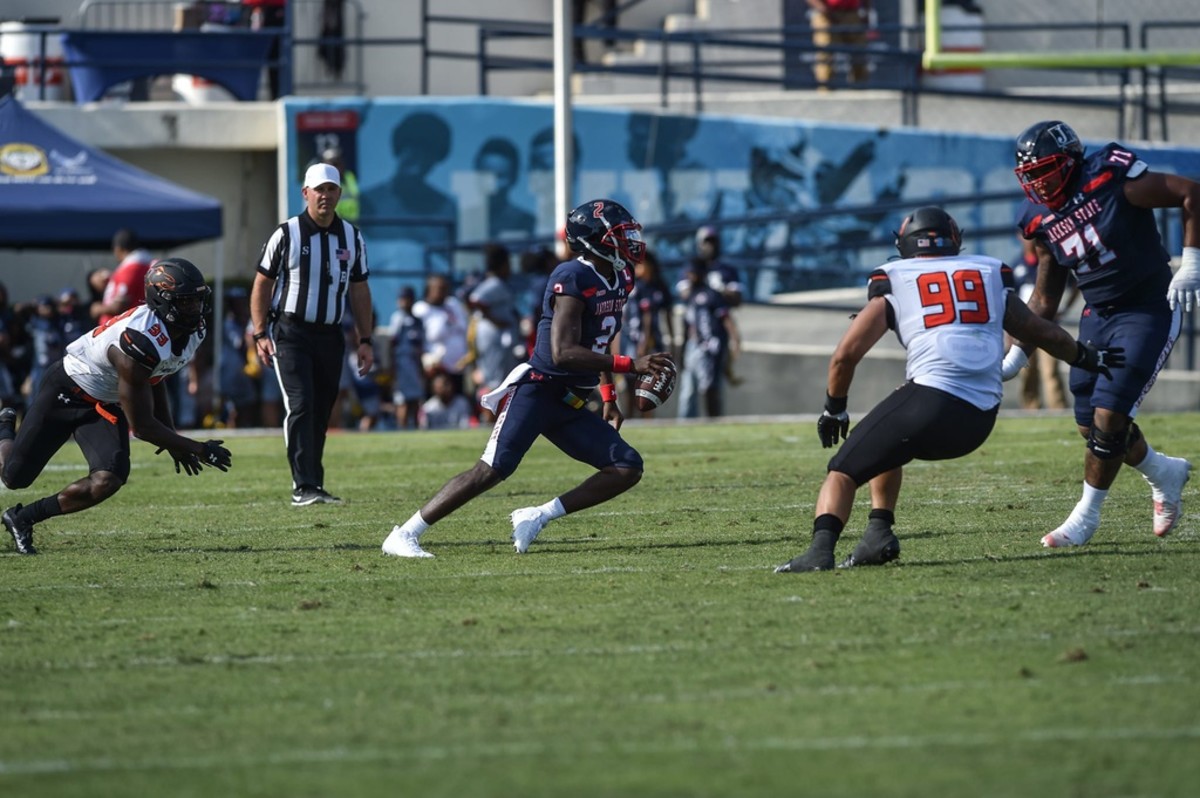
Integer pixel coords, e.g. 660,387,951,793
1146,456,1192,537
382,525,434,558
1041,514,1099,548
510,507,548,554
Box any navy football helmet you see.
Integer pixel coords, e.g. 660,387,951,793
145,258,211,333
1014,120,1084,208
565,199,646,269
894,206,962,259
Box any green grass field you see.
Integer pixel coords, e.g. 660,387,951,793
2,414,1198,797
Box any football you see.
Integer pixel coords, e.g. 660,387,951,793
634,364,677,412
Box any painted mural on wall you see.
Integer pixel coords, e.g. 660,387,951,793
286,98,1200,308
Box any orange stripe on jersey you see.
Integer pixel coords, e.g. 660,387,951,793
1081,171,1114,194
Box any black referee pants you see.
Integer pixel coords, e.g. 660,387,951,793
273,318,345,492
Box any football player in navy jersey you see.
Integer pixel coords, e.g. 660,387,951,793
383,199,675,558
0,259,232,555
776,207,1124,573
1002,120,1200,548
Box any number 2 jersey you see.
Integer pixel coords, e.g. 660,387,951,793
1017,143,1172,307
528,257,633,387
63,305,205,403
868,254,1014,411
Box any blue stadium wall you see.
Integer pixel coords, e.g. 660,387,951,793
284,97,1200,313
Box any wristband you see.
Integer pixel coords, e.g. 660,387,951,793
612,354,633,373
599,383,617,403
824,393,848,415
252,331,268,342
359,337,372,346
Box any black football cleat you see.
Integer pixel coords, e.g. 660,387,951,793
838,519,900,569
774,547,835,573
3,504,37,555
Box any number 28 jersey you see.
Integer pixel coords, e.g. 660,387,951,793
868,254,1014,411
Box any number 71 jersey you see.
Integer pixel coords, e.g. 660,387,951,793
868,254,1014,410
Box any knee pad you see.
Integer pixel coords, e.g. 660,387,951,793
1087,423,1131,460
1128,422,1143,448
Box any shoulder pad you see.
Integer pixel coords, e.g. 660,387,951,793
866,269,891,300
119,329,163,372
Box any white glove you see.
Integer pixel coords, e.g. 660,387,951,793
1168,247,1200,312
1000,346,1029,381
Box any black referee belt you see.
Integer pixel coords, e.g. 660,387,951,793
279,312,341,330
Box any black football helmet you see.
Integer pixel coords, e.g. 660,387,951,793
145,257,211,333
565,199,646,269
894,206,962,259
1014,120,1085,208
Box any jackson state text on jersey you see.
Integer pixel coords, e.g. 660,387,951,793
528,258,633,384
63,305,205,403
1017,143,1172,307
868,254,1013,411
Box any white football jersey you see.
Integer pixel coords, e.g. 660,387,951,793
869,254,1013,410
64,305,204,403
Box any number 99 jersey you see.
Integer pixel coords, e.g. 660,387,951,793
868,254,1014,411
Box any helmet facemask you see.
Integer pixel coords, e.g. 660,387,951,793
599,222,646,270
1015,153,1079,208
145,260,212,334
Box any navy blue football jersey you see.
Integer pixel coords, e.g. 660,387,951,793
1017,142,1172,307
528,257,633,384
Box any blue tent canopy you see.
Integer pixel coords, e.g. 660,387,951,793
0,95,222,249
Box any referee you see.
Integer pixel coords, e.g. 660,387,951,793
250,162,375,506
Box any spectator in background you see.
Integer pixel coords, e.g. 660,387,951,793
218,288,257,427
341,321,383,431
85,268,110,318
413,273,470,399
387,286,425,430
243,0,287,99
321,146,359,222
618,250,675,415
0,283,19,411
689,226,743,389
94,229,155,325
807,0,871,90
25,296,64,397
519,246,558,356
572,0,618,64
693,226,744,308
469,243,522,422
244,319,283,428
676,262,739,419
57,288,90,346
420,372,473,430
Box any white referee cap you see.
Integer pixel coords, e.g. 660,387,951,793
303,162,341,189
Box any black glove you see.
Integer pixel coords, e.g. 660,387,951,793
201,439,232,472
817,394,850,448
155,446,203,476
1072,340,1125,380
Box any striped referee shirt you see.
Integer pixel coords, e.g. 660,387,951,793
256,211,369,326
